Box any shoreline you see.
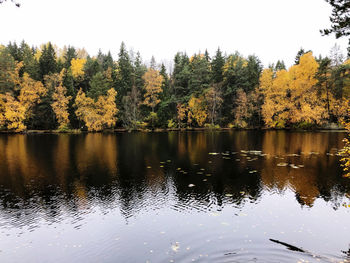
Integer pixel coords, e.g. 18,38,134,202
0,126,347,134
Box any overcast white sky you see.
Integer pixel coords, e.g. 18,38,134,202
0,0,348,68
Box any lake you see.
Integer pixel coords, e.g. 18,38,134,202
0,131,349,263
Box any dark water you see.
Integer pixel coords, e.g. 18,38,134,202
0,131,350,263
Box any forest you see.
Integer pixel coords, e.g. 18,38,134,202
0,41,349,132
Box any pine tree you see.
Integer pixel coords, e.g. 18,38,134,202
39,42,57,78
211,47,225,83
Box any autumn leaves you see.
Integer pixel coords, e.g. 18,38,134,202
0,62,46,131
260,52,348,128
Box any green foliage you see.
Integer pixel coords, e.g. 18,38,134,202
145,111,158,129
0,48,15,94
293,121,317,130
39,42,57,78
274,120,286,129
167,119,176,129
1,40,349,132
88,72,110,99
321,0,350,55
204,123,220,129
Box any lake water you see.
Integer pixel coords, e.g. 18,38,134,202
0,131,349,263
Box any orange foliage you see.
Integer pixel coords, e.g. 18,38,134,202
75,88,118,131
142,68,163,112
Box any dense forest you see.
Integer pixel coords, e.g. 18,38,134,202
0,41,349,132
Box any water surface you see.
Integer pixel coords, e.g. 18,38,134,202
0,131,349,262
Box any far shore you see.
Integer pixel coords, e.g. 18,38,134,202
0,126,347,134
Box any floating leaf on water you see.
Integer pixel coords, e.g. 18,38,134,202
208,161,212,163
188,184,195,187
250,150,262,155
290,164,299,169
235,159,240,161
160,165,164,168
240,191,245,195
225,194,233,197
167,160,172,162
194,163,199,166
209,152,220,155
297,164,304,168
147,166,152,169
197,172,203,175
249,170,257,174
203,179,208,182
160,161,165,164
205,174,212,177
200,168,205,171
177,168,181,170
171,242,180,252
277,162,288,167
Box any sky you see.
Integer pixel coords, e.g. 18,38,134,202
0,0,348,68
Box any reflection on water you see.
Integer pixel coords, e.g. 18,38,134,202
0,131,349,263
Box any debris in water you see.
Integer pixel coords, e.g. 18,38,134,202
171,242,180,252
188,184,195,188
249,170,257,174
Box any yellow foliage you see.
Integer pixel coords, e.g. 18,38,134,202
261,69,290,127
0,94,6,128
34,49,42,61
0,63,46,132
289,52,327,124
70,58,86,79
261,53,327,127
3,93,26,132
51,70,71,129
142,68,163,111
223,55,247,74
188,96,207,127
176,103,187,128
18,73,47,117
75,88,118,131
341,107,350,178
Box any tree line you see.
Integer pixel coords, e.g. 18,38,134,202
0,41,349,132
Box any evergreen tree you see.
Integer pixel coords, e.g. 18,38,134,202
275,60,286,71
82,56,102,92
173,52,190,101
0,48,15,94
188,53,211,96
295,48,311,65
321,0,350,56
39,42,57,78
211,47,225,83
7,41,21,61
64,46,77,69
116,42,133,99
19,41,40,80
88,72,111,99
